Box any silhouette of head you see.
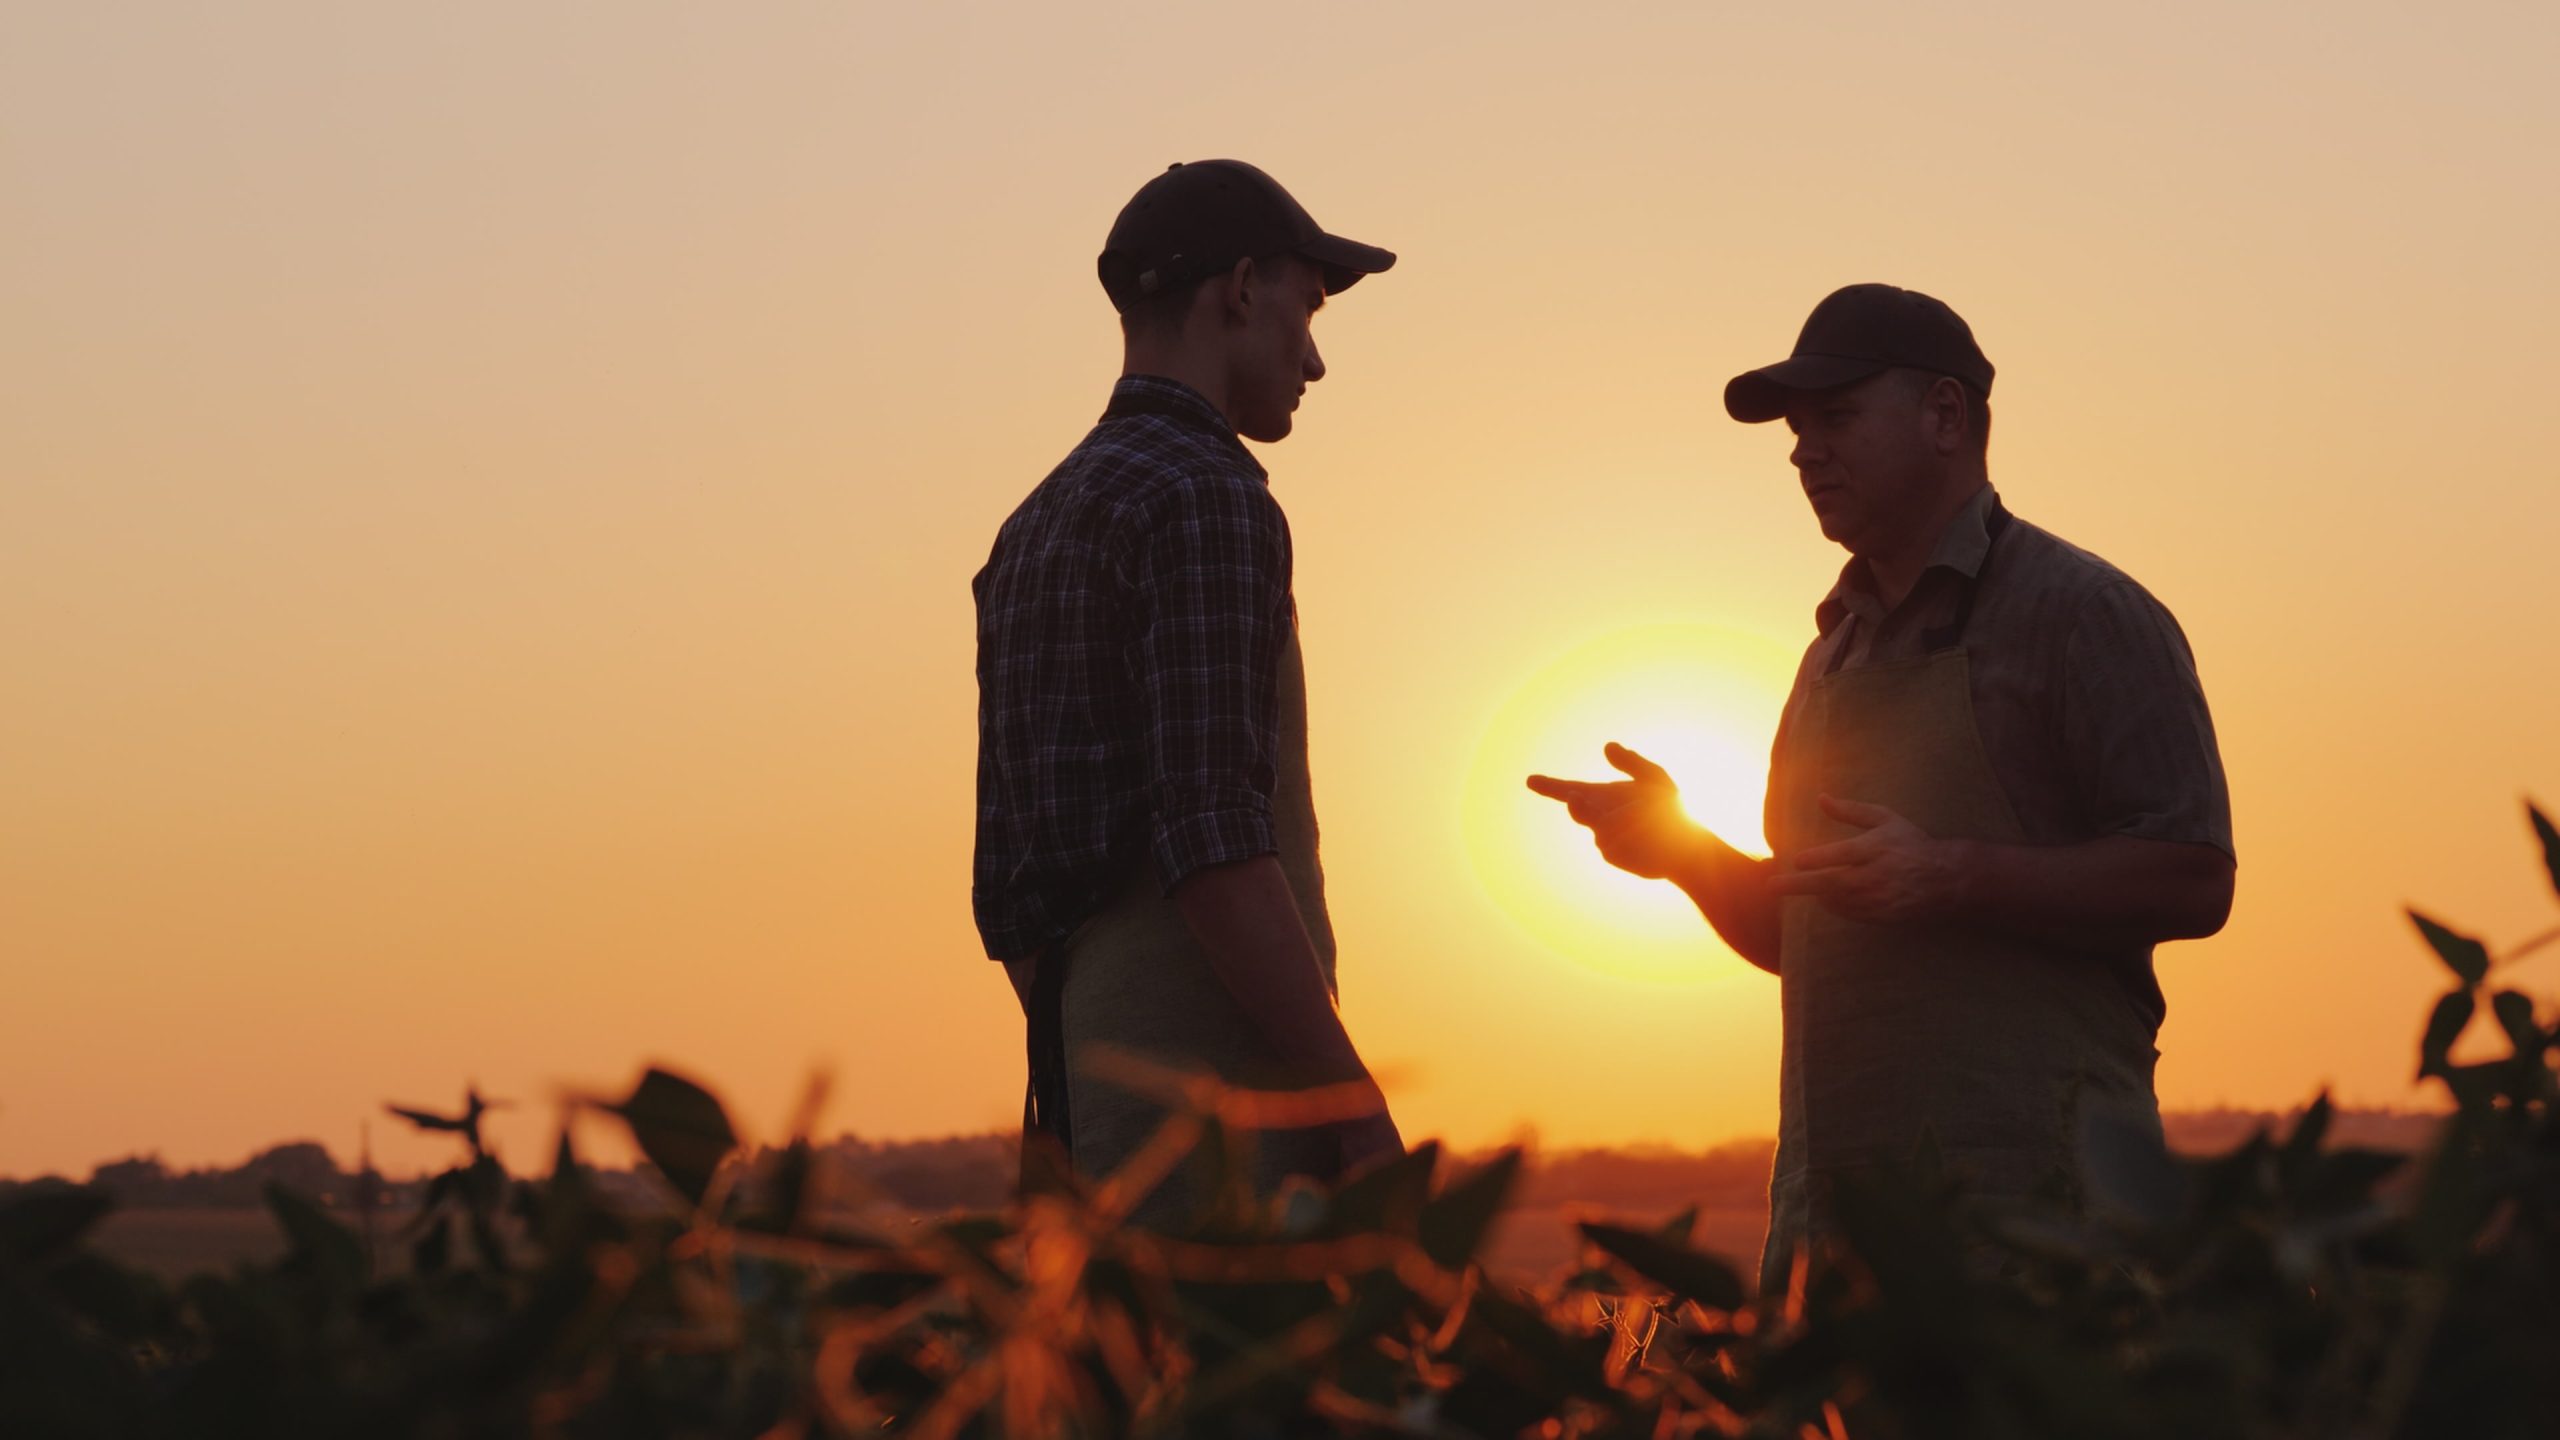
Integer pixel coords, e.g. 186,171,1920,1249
1099,160,1394,443
1725,285,1995,555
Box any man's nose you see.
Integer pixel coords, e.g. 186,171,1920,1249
1302,338,1325,384
1789,431,1818,470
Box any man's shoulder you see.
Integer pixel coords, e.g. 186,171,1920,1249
1035,417,1273,520
1993,513,2200,670
2000,514,2177,616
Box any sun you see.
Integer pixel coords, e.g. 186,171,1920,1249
1461,623,1799,986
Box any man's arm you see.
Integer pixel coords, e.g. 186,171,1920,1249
1772,793,2234,945
1127,476,1399,1166
1174,857,1402,1168
1528,744,1784,973
1172,855,1371,1079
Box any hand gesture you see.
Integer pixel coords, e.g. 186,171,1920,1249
1767,794,1962,925
1526,742,1706,881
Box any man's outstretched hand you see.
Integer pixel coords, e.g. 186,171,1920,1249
1526,742,1707,880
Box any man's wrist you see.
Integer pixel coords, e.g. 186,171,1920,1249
1667,827,1731,894
1933,837,1983,921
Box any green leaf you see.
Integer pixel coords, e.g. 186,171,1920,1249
2441,1061,2503,1110
42,1250,170,1341
2079,1103,2187,1228
1654,1205,1699,1245
2418,990,2475,1079
612,1067,737,1207
1577,1221,1747,1310
762,1138,815,1235
265,1182,367,1294
2530,800,2560,900
2301,1148,2408,1213
412,1211,452,1274
2490,990,2543,1055
386,1102,468,1134
2410,910,2490,987
1418,1148,1521,1270
0,1186,113,1267
1323,1140,1438,1239
2281,1091,2333,1165
1463,1286,1616,1401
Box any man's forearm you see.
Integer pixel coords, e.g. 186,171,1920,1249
1944,834,2234,946
1671,839,1783,974
1171,854,1373,1084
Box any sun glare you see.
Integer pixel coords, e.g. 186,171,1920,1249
1463,624,1798,986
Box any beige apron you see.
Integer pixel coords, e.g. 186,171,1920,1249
1057,629,1343,1227
1758,528,2160,1291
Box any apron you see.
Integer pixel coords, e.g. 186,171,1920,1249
1040,628,1342,1227
1758,502,2159,1291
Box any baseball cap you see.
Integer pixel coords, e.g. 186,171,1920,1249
1724,283,1995,423
1097,159,1396,314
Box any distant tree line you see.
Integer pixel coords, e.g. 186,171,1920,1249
0,1142,404,1211
2,1108,2440,1216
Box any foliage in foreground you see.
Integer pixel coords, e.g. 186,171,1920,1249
6,808,2560,1438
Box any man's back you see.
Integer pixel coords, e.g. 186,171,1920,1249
972,375,1296,967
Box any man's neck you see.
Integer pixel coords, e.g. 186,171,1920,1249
1861,477,1989,611
1121,346,1231,427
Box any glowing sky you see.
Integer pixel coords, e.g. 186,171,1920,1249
6,1,2558,1178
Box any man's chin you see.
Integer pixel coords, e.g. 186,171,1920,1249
1238,414,1294,444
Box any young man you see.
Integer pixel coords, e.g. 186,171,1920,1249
973,160,1402,1224
1531,284,2236,1287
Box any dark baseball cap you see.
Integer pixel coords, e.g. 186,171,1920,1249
1097,159,1395,314
1723,283,1995,423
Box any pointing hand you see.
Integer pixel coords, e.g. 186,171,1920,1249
1526,743,1709,881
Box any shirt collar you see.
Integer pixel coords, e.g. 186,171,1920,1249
1815,485,2001,634
1103,374,1267,481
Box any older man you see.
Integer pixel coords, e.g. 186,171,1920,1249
1531,284,2234,1286
974,161,1402,1225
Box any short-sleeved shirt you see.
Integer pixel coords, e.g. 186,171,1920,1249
1767,486,2234,1022
972,375,1295,963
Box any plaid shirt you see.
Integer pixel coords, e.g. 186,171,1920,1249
971,375,1296,962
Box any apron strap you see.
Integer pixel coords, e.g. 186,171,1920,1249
1021,944,1074,1173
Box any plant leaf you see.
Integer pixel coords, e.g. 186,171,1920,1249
2490,990,2543,1055
612,1067,738,1208
1654,1204,1700,1245
0,1186,113,1267
2418,990,2475,1079
2530,800,2560,900
2410,910,2490,987
1577,1221,1747,1311
2080,1103,2188,1228
1323,1140,1439,1241
1419,1148,1522,1271
2282,1091,2333,1164
386,1103,468,1134
412,1211,452,1274
265,1182,367,1294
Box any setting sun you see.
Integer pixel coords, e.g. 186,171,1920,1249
1464,624,1799,986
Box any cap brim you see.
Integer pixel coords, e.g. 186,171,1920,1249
1722,354,1890,423
1298,232,1396,294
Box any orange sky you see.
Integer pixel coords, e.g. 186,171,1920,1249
6,2,2559,1179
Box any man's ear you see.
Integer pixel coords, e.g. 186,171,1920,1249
1923,375,1967,456
1215,255,1257,326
